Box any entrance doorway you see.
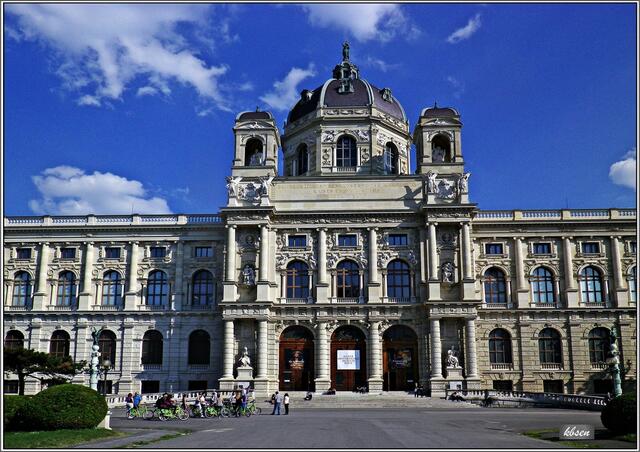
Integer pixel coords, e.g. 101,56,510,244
331,326,367,391
279,326,315,391
382,325,418,391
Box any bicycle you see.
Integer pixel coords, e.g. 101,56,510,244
127,405,151,419
158,406,189,421
204,403,230,418
247,400,262,416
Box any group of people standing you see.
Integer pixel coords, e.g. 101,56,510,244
270,391,290,415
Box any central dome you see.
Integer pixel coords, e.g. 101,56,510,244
287,44,407,125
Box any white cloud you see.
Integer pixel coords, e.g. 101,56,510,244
6,4,230,110
446,75,465,99
302,4,419,42
609,148,637,190
447,13,482,44
29,166,171,215
364,56,401,73
259,65,316,111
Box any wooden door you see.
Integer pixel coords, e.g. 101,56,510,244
331,326,367,391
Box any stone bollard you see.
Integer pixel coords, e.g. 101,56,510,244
98,410,112,430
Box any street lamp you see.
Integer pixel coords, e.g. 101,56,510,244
606,327,622,398
101,359,112,396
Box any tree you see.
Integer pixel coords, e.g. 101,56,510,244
3,347,86,395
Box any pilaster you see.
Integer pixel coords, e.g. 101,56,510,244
368,321,383,392
124,242,139,310
33,243,50,310
315,322,331,390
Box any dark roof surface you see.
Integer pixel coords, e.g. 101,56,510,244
237,111,273,121
421,107,458,118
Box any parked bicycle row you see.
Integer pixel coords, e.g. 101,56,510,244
124,390,262,421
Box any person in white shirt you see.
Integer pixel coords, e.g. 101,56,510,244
284,393,290,415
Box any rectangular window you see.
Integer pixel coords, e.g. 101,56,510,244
150,247,166,258
485,243,503,255
288,235,307,248
533,243,552,254
141,380,160,394
492,380,513,391
60,248,76,259
631,242,637,253
542,380,564,394
338,234,358,247
388,234,408,246
3,381,19,394
105,247,121,259
194,246,213,258
188,380,208,391
582,242,600,254
16,248,31,259
97,380,113,395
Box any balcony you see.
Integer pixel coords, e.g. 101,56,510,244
188,364,210,371
484,302,508,309
590,362,607,370
281,298,313,304
540,363,563,370
139,305,167,311
184,304,213,311
48,304,76,311
335,297,361,304
141,364,162,371
93,304,123,311
4,305,31,311
490,363,514,370
385,297,412,304
335,166,357,173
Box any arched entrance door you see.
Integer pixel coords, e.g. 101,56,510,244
279,326,315,391
383,325,418,391
331,326,367,391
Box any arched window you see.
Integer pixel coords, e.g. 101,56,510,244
588,328,611,364
336,260,360,298
387,259,410,298
245,138,264,166
383,142,398,175
628,266,636,303
12,271,32,307
431,135,451,163
192,270,214,306
336,136,357,168
98,330,117,365
141,330,163,365
56,271,76,306
538,328,562,364
286,260,309,299
531,267,555,304
489,329,512,364
484,268,507,304
50,330,70,358
188,330,211,365
102,271,123,306
579,266,604,303
146,270,169,306
296,144,308,175
4,330,25,350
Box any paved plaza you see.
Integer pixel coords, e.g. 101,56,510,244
98,405,610,449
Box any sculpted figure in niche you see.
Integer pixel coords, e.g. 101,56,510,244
238,346,252,367
425,171,438,193
249,151,264,166
446,347,460,368
225,176,243,197
457,173,470,194
432,147,446,163
242,264,256,286
258,175,274,197
441,262,455,283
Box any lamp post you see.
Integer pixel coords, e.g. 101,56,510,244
89,326,106,391
101,359,112,397
606,327,622,398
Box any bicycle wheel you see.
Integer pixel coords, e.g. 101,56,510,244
158,410,168,421
204,407,214,419
254,407,262,415
144,408,155,420
220,406,231,417
178,408,189,421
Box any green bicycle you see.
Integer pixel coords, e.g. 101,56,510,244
158,406,189,421
204,404,231,418
127,405,151,419
247,401,262,416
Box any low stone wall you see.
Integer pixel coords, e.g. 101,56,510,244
445,389,607,411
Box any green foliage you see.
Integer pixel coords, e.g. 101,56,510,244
601,392,637,434
3,428,123,449
3,347,86,395
27,384,108,431
3,395,32,431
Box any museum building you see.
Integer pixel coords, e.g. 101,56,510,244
3,46,637,397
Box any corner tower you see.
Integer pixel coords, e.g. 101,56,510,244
231,110,280,179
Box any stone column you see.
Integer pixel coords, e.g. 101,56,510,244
173,241,184,310
428,223,438,280
514,237,526,290
222,319,235,379
257,320,268,378
419,228,427,283
368,321,383,391
611,236,624,291
259,226,269,282
33,242,50,310
462,223,472,280
78,242,94,311
118,321,136,394
369,228,378,284
124,242,139,310
430,318,442,378
563,238,576,289
465,317,478,377
226,226,237,282
318,229,327,284
315,322,330,390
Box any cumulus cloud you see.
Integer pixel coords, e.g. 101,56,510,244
447,13,482,44
6,4,230,110
609,148,637,190
29,166,171,215
259,64,316,111
302,4,419,42
364,56,401,73
446,75,465,99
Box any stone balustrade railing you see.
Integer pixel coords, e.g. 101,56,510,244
105,389,246,408
5,214,223,227
475,208,635,222
444,389,607,411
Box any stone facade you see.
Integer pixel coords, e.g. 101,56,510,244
3,48,637,397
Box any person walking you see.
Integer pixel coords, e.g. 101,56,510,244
283,393,290,415
271,391,283,415
133,392,142,409
125,392,134,416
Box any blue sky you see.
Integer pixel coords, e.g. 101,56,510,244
3,3,637,216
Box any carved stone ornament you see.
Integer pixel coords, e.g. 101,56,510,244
322,148,332,166
436,179,456,199
322,130,337,143
441,262,455,282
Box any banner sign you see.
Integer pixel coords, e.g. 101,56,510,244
337,350,360,370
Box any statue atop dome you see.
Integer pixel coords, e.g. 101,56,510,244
342,41,350,61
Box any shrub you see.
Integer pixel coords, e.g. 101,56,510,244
601,392,637,434
3,395,32,431
27,384,108,431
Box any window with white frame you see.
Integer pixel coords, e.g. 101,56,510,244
485,243,504,255
388,234,408,247
581,242,600,254
105,247,121,259
194,246,213,258
288,235,307,248
337,234,358,247
532,242,552,255
16,248,32,259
